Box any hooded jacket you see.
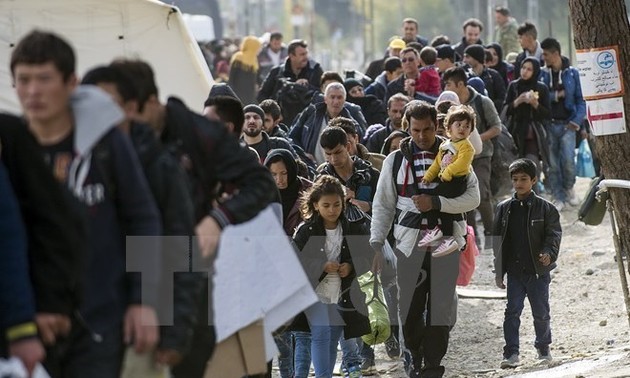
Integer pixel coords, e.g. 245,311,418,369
263,148,312,236
0,113,86,319
539,56,586,126
493,191,562,278
229,36,262,105
58,86,162,333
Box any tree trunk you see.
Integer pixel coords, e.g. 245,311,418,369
569,0,630,261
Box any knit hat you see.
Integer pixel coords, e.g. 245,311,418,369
436,44,456,62
343,78,363,93
467,77,487,96
464,44,486,64
243,104,265,119
388,38,406,50
435,91,461,107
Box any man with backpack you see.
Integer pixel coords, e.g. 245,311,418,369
443,67,501,250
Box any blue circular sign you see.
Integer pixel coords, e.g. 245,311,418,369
597,51,615,69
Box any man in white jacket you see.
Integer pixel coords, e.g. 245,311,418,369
370,100,480,378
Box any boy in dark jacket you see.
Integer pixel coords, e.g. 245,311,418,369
493,158,562,369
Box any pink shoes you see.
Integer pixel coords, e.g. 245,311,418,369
432,237,459,257
418,227,443,248
418,226,460,257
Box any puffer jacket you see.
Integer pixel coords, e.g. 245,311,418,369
493,191,562,278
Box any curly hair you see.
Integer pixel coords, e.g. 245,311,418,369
299,175,346,221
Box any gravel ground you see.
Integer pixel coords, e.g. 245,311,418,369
273,177,630,377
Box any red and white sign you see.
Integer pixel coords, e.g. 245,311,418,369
586,97,626,136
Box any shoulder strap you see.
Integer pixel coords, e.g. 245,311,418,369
474,94,486,124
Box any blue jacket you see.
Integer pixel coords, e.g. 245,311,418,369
539,56,586,126
0,161,35,335
289,102,366,156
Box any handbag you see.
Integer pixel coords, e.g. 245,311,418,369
577,139,596,178
457,226,479,286
358,272,391,345
578,176,608,225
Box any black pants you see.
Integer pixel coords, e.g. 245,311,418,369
433,176,467,237
395,243,459,370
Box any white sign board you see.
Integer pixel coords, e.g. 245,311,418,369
576,46,624,100
586,97,627,136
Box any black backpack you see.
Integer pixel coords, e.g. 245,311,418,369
275,78,316,126
578,176,608,226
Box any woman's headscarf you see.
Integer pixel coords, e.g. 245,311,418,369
230,36,262,72
486,42,504,61
517,56,542,91
264,149,299,219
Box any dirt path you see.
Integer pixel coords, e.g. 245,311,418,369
273,177,630,377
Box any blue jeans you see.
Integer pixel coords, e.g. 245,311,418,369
274,330,293,378
294,331,312,378
547,122,577,202
274,330,312,378
503,272,552,357
339,333,362,370
305,302,344,378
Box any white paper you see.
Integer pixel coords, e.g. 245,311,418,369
315,273,341,304
586,97,627,136
212,206,318,342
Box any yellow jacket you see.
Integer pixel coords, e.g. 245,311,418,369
423,138,474,182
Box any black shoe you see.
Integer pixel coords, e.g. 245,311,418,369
385,335,400,359
403,351,422,378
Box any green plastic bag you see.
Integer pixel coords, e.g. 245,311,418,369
358,272,390,345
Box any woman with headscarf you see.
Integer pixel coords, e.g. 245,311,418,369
486,42,513,87
263,148,313,378
503,56,551,176
228,36,262,105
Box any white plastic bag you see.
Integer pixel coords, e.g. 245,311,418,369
0,357,50,378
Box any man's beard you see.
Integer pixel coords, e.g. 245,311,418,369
244,126,262,138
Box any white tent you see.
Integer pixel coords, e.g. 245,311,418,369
0,0,214,114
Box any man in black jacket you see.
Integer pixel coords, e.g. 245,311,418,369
81,65,205,369
257,39,323,102
112,59,277,377
0,114,86,357
463,44,507,113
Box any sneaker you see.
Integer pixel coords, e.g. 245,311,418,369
537,348,553,362
347,365,363,378
360,358,376,376
500,353,520,369
567,188,580,206
418,226,443,248
432,237,459,257
385,335,401,359
552,199,565,212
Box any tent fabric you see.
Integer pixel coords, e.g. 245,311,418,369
0,0,214,114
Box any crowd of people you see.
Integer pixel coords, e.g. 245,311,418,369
1,4,590,378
